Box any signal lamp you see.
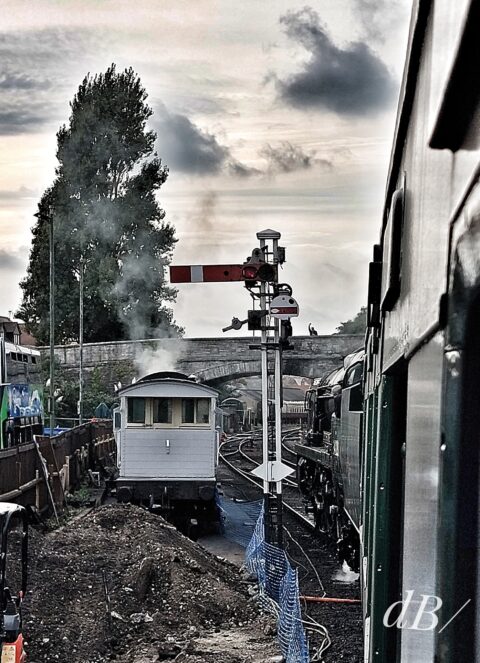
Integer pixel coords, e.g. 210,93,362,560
242,265,259,280
241,261,277,284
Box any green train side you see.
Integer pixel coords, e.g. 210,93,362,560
363,1,480,661
296,1,480,660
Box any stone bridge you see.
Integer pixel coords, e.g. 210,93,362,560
48,335,363,386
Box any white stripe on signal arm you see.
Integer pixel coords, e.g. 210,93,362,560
190,265,204,282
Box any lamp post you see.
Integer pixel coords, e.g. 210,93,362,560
34,205,55,434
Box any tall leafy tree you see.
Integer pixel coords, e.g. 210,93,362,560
19,64,182,343
335,306,367,334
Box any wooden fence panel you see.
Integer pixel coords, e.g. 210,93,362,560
0,421,114,512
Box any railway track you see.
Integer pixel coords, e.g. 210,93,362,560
219,427,316,531
219,427,363,662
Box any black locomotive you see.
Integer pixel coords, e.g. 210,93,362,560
296,349,363,571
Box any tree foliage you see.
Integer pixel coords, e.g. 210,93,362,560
40,357,134,421
335,306,367,334
19,64,182,344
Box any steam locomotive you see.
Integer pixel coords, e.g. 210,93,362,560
296,349,363,571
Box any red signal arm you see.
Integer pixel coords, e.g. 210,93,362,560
170,264,245,283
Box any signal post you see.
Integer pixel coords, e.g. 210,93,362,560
170,228,298,548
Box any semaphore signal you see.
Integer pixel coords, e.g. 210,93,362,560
169,229,299,548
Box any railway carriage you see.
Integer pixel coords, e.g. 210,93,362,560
0,336,43,448
113,372,220,531
293,2,480,660
362,1,480,661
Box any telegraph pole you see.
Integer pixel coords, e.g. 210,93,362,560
78,254,84,426
274,309,283,543
49,206,55,435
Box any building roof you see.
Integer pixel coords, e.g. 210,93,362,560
0,318,21,332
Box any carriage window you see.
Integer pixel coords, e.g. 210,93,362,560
349,384,363,412
182,399,195,423
153,398,172,424
196,399,210,423
345,362,363,387
181,398,210,424
127,397,145,423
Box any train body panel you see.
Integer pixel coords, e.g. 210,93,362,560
378,1,479,373
120,427,215,480
338,386,362,529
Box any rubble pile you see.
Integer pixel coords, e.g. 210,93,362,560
25,504,278,663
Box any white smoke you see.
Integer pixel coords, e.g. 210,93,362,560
134,340,186,379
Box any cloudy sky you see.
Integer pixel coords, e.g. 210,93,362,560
0,0,411,337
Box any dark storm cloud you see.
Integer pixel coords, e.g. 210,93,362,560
228,160,261,178
155,108,256,177
259,141,332,173
0,28,104,134
277,7,396,115
0,106,53,135
0,72,51,91
156,109,228,174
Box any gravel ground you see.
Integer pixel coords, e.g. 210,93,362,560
20,431,363,662
23,504,280,663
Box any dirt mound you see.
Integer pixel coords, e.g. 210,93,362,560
24,504,277,663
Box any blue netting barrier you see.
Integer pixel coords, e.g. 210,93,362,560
216,495,263,548
245,506,309,663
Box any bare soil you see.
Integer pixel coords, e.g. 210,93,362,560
23,504,280,663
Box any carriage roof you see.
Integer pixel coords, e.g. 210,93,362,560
118,375,218,399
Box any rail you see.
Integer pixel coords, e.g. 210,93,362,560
219,428,316,530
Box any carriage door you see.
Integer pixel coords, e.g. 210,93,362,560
368,361,407,662
437,226,480,662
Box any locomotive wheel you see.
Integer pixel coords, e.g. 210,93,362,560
314,484,337,535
